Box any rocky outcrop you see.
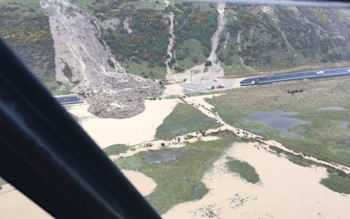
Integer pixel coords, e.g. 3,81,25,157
40,0,112,84
41,0,162,118
75,74,162,119
171,3,226,85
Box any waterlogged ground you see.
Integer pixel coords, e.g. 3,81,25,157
113,90,350,216
163,142,350,218
207,77,350,168
244,111,306,138
2,78,350,218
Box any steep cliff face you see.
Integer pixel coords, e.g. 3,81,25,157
2,1,350,83
217,5,350,76
166,2,226,86
76,0,349,79
1,0,349,117
0,0,57,90
39,0,162,118
40,0,115,84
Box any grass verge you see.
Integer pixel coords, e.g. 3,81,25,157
226,158,260,184
155,102,220,140
115,133,238,214
269,146,318,168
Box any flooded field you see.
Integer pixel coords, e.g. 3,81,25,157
163,142,350,219
246,127,265,134
244,111,306,138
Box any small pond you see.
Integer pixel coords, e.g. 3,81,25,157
338,140,350,148
244,111,307,138
338,122,349,129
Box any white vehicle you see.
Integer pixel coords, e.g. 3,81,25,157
251,80,256,85
207,86,215,90
347,69,350,73
316,70,324,75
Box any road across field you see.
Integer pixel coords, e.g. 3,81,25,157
240,67,350,86
55,95,84,105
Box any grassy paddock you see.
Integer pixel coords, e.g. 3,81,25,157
104,144,129,156
155,102,220,140
321,169,350,194
269,146,318,168
115,134,238,214
226,158,260,184
207,76,350,168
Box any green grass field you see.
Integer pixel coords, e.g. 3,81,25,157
115,133,238,214
174,39,207,72
121,59,167,81
206,76,350,194
207,77,350,168
226,158,260,184
0,177,7,190
104,144,129,156
155,102,220,140
321,169,350,194
269,146,318,168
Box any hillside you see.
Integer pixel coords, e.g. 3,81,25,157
0,0,57,90
71,0,350,79
0,0,349,117
218,5,350,76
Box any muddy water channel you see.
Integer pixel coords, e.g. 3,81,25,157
244,111,306,138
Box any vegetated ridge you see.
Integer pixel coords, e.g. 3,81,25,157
1,0,349,118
